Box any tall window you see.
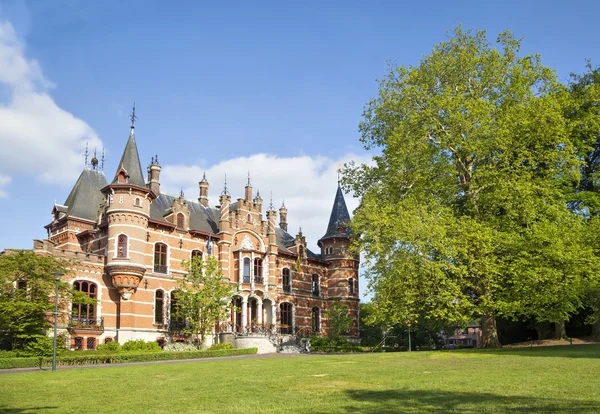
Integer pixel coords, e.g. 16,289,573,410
280,302,293,334
154,243,168,273
155,290,164,324
134,197,141,207
177,213,185,230
312,307,321,333
117,234,128,258
282,268,291,293
191,250,202,272
243,258,251,283
348,278,354,295
72,281,97,325
312,274,320,296
254,258,263,284
170,291,184,329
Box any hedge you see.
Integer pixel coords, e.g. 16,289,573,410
0,347,258,370
311,345,371,353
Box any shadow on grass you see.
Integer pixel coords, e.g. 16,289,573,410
0,406,58,413
339,389,600,413
473,343,600,359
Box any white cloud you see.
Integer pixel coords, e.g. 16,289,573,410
0,21,101,195
160,152,372,253
0,174,11,198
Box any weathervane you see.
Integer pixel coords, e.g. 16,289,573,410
130,102,138,127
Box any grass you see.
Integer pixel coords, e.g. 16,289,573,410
1,344,600,413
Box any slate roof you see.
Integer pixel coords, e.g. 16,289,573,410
62,169,108,222
320,184,351,241
150,194,219,234
111,127,146,188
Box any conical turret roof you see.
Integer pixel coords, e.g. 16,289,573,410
63,168,107,221
320,183,351,242
111,127,146,188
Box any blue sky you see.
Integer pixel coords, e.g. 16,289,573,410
1,1,599,300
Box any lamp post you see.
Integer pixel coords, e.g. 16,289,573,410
52,271,64,371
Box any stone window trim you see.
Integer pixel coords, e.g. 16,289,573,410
282,267,292,294
154,289,165,324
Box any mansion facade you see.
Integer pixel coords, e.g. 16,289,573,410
36,122,359,350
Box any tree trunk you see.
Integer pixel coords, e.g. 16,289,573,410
534,323,550,340
591,319,600,341
480,313,502,348
555,321,568,340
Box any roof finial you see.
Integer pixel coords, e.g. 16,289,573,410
299,225,302,234
155,154,159,166
222,174,229,196
91,148,99,170
256,189,261,198
247,171,251,187
269,191,274,210
202,171,207,182
130,102,137,128
180,188,185,198
337,163,342,185
281,199,286,208
84,142,89,167
101,148,105,171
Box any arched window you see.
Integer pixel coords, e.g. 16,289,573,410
348,278,354,295
312,274,320,297
170,290,184,329
155,290,164,324
117,234,128,258
191,250,202,272
312,307,321,333
282,268,291,293
154,243,168,273
72,280,98,325
134,197,141,207
254,258,263,284
247,213,252,222
177,213,185,230
243,258,251,283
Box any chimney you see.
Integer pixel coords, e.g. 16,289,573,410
199,172,209,207
279,201,287,232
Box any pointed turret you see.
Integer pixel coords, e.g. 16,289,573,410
111,125,146,188
319,183,351,243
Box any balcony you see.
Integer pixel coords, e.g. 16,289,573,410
254,276,264,285
154,264,168,274
68,316,104,334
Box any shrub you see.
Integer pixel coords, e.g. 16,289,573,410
121,339,161,353
97,341,121,352
208,343,232,351
164,342,198,352
0,347,258,369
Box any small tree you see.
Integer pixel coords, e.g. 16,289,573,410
175,254,233,346
0,250,71,351
325,301,352,344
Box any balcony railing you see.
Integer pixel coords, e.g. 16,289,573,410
254,276,264,285
154,264,168,274
312,288,320,297
69,316,104,329
283,285,292,294
243,276,250,283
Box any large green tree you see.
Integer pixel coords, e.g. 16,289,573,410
174,254,233,346
344,27,591,347
0,250,71,350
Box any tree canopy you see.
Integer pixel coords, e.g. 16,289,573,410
344,27,600,347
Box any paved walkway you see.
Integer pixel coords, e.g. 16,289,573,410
0,352,316,375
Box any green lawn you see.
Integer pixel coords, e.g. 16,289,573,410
1,344,599,413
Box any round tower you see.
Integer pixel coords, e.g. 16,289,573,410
102,116,154,301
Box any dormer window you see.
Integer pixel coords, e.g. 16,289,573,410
176,213,185,230
117,171,127,183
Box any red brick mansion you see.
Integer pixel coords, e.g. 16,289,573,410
34,120,359,350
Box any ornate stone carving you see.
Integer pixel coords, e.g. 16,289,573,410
107,264,146,300
240,235,253,250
